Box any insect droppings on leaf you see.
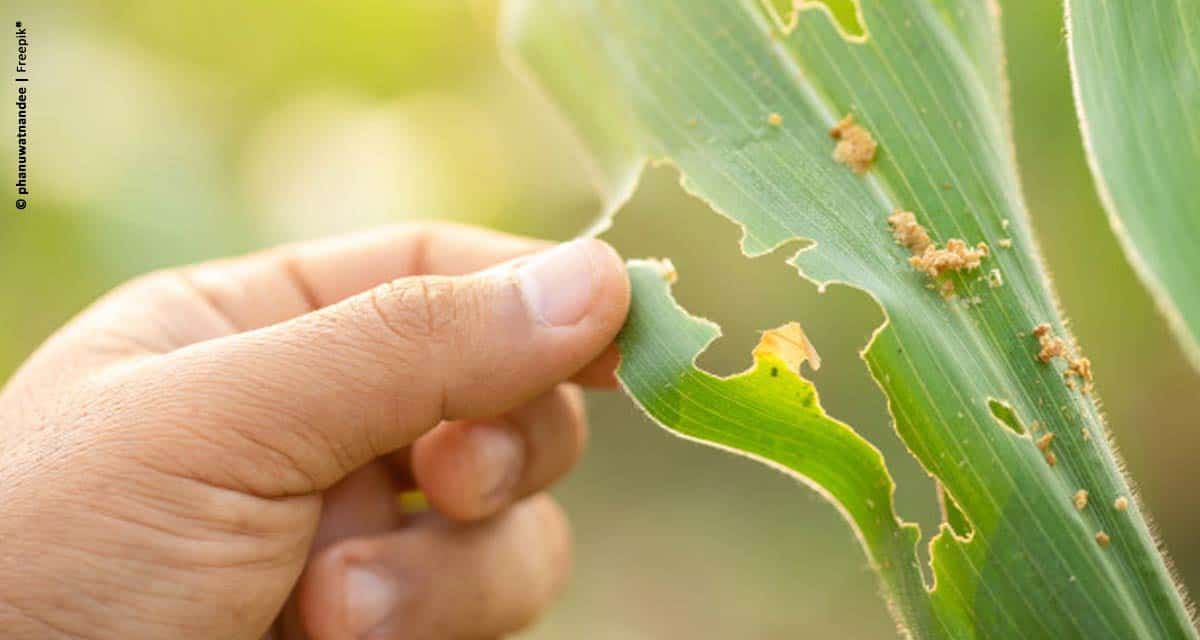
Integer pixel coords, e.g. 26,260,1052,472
1074,489,1089,510
987,268,1004,288
830,114,877,174
1036,432,1056,466
1070,357,1092,380
767,112,783,126
887,209,932,253
1033,323,1067,363
1114,496,1129,512
1065,356,1094,394
909,240,990,278
1095,531,1111,547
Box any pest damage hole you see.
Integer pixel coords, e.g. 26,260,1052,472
987,398,1025,435
761,0,865,40
938,482,972,538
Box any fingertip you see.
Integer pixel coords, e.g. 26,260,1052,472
412,386,588,523
299,532,423,640
299,496,572,640
413,421,526,522
586,238,632,333
515,238,628,332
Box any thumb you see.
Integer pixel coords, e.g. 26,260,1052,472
129,239,629,496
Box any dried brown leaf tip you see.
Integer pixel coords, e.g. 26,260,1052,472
1095,531,1111,547
755,322,822,372
767,112,783,126
1114,496,1129,512
1073,489,1089,510
830,114,877,174
1032,323,1067,363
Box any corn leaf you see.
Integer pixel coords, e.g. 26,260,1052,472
1066,0,1200,370
503,1,1197,637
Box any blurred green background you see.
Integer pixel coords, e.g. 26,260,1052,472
3,1,1198,637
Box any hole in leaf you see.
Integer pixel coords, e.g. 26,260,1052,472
938,483,973,538
987,398,1026,435
762,0,795,24
600,164,941,563
761,0,865,40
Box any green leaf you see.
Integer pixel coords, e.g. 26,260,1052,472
619,259,934,625
503,1,1197,637
1066,0,1200,370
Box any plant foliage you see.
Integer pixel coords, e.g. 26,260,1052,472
1067,0,1200,370
504,1,1197,636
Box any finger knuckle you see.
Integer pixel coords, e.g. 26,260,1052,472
366,276,459,347
114,269,188,304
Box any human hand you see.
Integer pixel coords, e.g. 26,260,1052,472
0,223,630,639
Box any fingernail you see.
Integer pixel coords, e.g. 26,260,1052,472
345,565,403,638
517,239,599,327
469,424,524,512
